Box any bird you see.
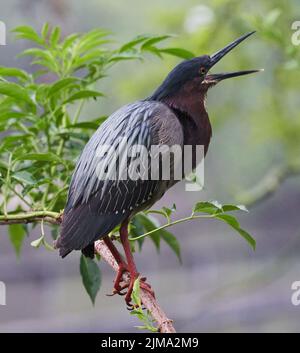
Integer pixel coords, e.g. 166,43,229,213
55,31,261,305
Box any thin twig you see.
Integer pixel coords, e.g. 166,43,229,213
72,99,85,124
6,184,33,208
129,214,214,241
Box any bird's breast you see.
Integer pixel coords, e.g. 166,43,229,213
163,92,212,154
171,106,212,172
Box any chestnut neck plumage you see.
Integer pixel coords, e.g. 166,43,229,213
162,77,213,155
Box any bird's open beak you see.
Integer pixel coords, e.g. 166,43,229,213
205,31,263,83
205,69,263,83
209,31,256,68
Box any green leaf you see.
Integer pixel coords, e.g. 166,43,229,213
46,186,68,211
216,214,239,228
146,209,169,218
0,134,31,152
193,201,220,214
130,278,158,332
21,178,52,196
150,233,160,251
30,235,44,248
146,204,176,223
12,25,44,45
47,77,80,98
0,82,35,107
73,49,105,68
162,204,176,221
51,225,59,240
109,52,142,63
19,48,58,73
50,26,61,47
216,214,256,250
131,278,141,307
0,160,8,169
160,229,181,263
159,48,195,59
119,35,151,52
141,35,172,49
15,153,63,164
0,111,32,122
62,33,80,51
162,206,173,219
138,214,160,251
12,171,36,185
64,90,104,104
8,224,26,258
41,22,49,40
30,235,55,251
80,255,101,305
0,67,30,81
130,216,146,251
77,29,110,54
210,200,223,209
134,324,158,332
221,204,248,212
142,46,162,57
69,116,107,130
43,238,55,251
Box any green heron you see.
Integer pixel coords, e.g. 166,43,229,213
55,32,261,305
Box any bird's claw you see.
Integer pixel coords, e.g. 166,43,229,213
110,264,155,306
124,275,155,306
106,288,127,297
140,279,156,299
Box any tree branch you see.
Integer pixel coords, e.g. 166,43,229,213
0,211,62,225
94,240,176,333
0,210,176,333
236,164,300,207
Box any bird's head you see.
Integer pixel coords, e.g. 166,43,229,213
150,31,262,102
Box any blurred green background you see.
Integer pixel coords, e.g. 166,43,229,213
0,0,300,332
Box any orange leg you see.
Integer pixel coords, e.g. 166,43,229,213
119,219,155,305
103,236,128,294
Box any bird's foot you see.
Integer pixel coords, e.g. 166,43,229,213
107,264,155,307
124,274,155,308
139,276,155,298
107,263,130,296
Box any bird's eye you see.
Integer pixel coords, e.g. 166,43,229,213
199,66,206,75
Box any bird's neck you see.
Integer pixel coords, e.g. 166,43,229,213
161,86,212,154
160,78,210,124
163,91,207,120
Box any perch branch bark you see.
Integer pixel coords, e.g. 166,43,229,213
94,240,176,333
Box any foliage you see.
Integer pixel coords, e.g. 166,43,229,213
124,201,255,260
0,25,194,220
130,278,158,332
0,24,255,331
80,254,101,305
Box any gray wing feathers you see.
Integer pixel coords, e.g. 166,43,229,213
57,100,183,253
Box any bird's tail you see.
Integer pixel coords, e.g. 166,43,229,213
55,203,125,259
54,240,94,259
53,238,72,258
